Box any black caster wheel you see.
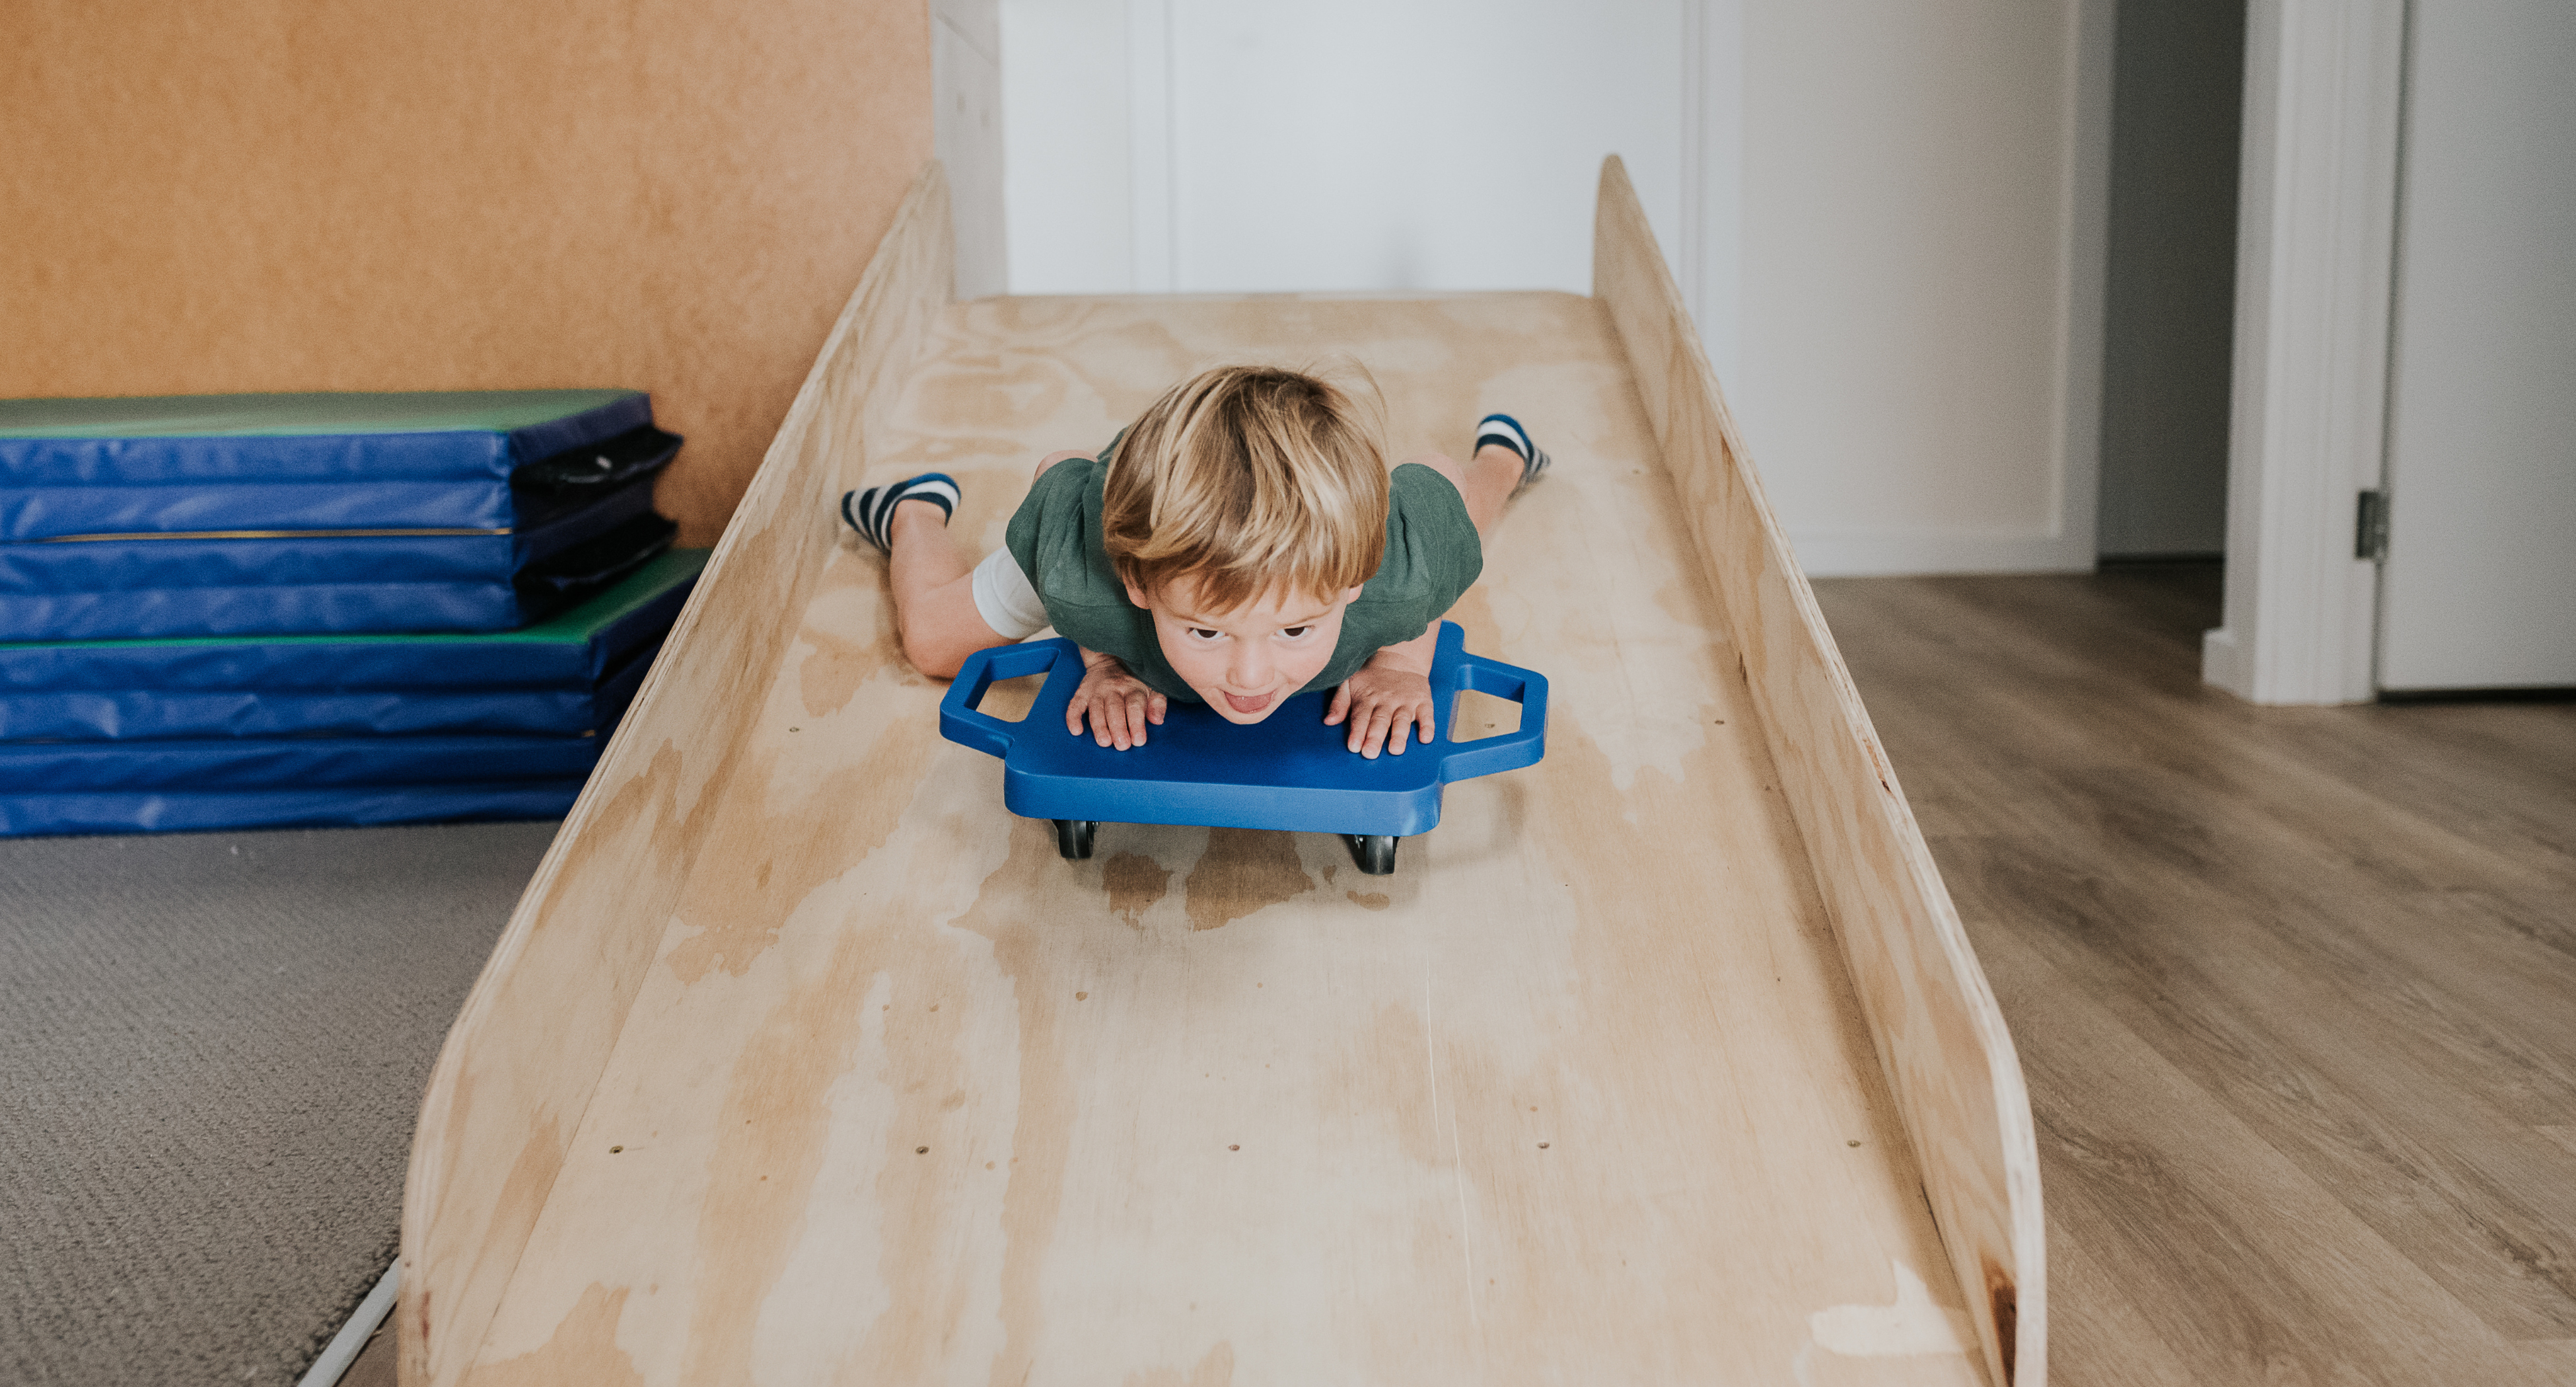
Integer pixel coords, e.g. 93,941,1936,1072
1343,834,1398,876
1054,819,1098,861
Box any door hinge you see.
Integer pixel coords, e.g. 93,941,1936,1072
2357,489,2390,562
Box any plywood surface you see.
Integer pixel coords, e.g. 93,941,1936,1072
1591,158,2042,1384
443,292,1987,1384
0,0,930,546
398,166,953,1386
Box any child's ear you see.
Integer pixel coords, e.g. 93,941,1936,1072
1341,585,1364,606
1122,577,1153,610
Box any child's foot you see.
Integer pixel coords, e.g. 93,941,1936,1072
1475,414,1550,495
840,473,960,553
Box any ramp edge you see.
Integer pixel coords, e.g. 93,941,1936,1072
1589,154,2048,1387
395,160,956,1387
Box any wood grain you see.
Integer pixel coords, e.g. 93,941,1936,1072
0,0,931,546
1816,565,2576,1386
406,279,1995,1384
396,162,954,1387
1589,155,2045,1386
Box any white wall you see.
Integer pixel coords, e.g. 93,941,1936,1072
999,0,1134,297
1003,0,1690,301
934,0,1009,298
1740,0,2108,575
998,0,2107,578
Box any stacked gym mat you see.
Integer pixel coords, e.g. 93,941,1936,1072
0,392,706,836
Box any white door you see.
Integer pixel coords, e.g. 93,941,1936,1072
2378,0,2576,692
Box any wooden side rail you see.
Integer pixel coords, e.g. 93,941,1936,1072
1589,155,2047,1386
396,162,956,1387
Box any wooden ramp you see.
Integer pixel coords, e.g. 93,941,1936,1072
401,160,2044,1387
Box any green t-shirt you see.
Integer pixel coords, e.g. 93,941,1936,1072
1003,445,1484,703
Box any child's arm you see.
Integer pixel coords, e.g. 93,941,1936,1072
1066,648,1167,750
1326,627,1440,760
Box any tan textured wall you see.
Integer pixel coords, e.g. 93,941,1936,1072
1,0,932,546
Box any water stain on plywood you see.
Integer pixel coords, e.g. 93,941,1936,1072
664,718,937,983
794,559,898,716
1122,1339,1236,1387
528,739,700,937
1104,851,1172,928
904,356,1070,434
467,1283,644,1387
946,822,1083,1384
678,927,893,1381
1184,828,1312,932
442,1110,565,1353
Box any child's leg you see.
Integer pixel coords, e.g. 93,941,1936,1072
1403,442,1523,545
858,450,1088,678
885,501,1007,678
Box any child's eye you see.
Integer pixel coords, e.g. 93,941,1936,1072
1186,627,1224,641
1279,626,1311,639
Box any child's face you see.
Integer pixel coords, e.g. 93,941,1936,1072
1123,575,1364,723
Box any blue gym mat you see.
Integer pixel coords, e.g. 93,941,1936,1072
1,732,605,793
0,549,703,740
0,391,682,639
0,783,587,837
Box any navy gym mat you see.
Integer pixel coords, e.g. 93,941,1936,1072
0,391,682,639
0,782,587,837
0,549,705,740
1,732,605,793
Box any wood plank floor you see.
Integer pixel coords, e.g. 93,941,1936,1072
1811,564,2576,1387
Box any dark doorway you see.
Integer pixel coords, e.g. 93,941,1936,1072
2096,0,2247,561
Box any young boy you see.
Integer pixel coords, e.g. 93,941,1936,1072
838,365,1545,760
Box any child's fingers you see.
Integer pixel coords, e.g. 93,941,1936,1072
1356,700,1394,758
1385,701,1416,756
1418,696,1437,742
1148,693,1168,725
1324,684,1351,726
1123,690,1151,746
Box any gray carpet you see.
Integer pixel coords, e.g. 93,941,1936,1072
0,822,559,1386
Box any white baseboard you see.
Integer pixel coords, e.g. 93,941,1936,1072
297,1260,399,1387
1787,529,2097,579
2201,625,2252,698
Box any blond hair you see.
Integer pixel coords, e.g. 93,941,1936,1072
1102,365,1388,612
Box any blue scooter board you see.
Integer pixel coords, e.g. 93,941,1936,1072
940,621,1546,874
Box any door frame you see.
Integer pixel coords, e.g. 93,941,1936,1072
2200,0,2404,705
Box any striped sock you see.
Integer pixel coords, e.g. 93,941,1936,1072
840,473,960,553
1475,413,1551,494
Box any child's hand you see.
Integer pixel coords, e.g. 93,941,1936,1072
1068,652,1166,750
1327,662,1437,759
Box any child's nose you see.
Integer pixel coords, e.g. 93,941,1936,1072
1228,643,1273,687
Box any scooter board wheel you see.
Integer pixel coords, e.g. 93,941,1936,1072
1343,834,1398,876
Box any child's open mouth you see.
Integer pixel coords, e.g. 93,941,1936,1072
1221,690,1275,716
